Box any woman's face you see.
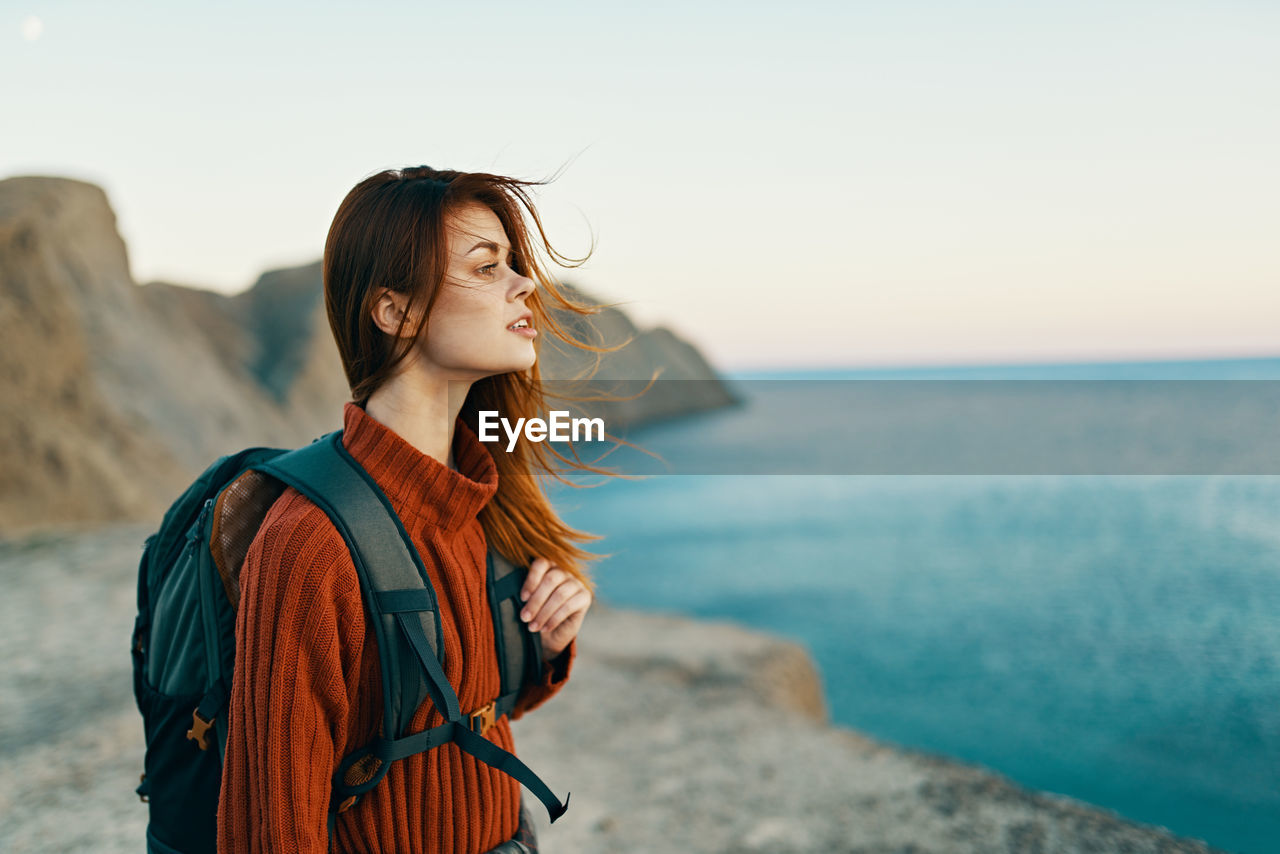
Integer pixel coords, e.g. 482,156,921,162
417,201,539,380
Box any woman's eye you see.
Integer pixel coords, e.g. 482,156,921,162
479,256,518,277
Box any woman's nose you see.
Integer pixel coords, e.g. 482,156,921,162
511,273,536,300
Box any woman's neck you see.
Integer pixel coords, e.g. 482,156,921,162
362,363,473,470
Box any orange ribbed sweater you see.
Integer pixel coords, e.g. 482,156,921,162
217,401,575,854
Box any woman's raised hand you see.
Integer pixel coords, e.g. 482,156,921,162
519,558,592,661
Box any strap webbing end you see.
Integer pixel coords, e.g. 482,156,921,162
548,790,571,824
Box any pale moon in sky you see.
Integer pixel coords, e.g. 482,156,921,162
22,15,43,41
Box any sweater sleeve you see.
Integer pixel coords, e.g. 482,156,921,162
217,496,365,854
510,637,576,720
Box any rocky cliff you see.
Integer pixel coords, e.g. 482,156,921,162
0,176,735,535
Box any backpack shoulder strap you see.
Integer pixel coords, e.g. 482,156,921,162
487,549,544,721
252,431,454,740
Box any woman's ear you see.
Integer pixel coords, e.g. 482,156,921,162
371,288,414,337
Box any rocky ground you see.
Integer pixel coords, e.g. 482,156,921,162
0,526,1226,853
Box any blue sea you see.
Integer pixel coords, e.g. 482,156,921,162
544,356,1280,854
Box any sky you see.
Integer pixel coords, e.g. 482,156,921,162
4,0,1278,372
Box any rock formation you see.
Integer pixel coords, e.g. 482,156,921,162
0,176,736,535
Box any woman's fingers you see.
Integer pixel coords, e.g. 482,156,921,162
520,557,553,605
538,588,593,660
518,557,593,658
515,556,594,660
524,570,573,631
537,588,592,638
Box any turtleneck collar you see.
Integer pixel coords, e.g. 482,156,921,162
340,401,499,534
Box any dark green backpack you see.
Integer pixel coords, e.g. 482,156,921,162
130,430,569,854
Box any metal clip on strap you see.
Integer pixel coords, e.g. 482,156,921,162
469,700,497,735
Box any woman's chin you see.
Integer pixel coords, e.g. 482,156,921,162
487,353,537,377
513,347,538,372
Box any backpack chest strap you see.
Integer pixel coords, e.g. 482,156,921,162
329,717,569,824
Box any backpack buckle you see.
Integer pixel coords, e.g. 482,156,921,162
187,708,214,751
468,700,496,735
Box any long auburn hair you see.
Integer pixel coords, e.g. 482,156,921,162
323,165,637,593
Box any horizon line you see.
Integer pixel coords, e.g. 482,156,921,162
719,350,1280,376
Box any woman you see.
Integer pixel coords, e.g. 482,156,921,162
217,166,616,853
